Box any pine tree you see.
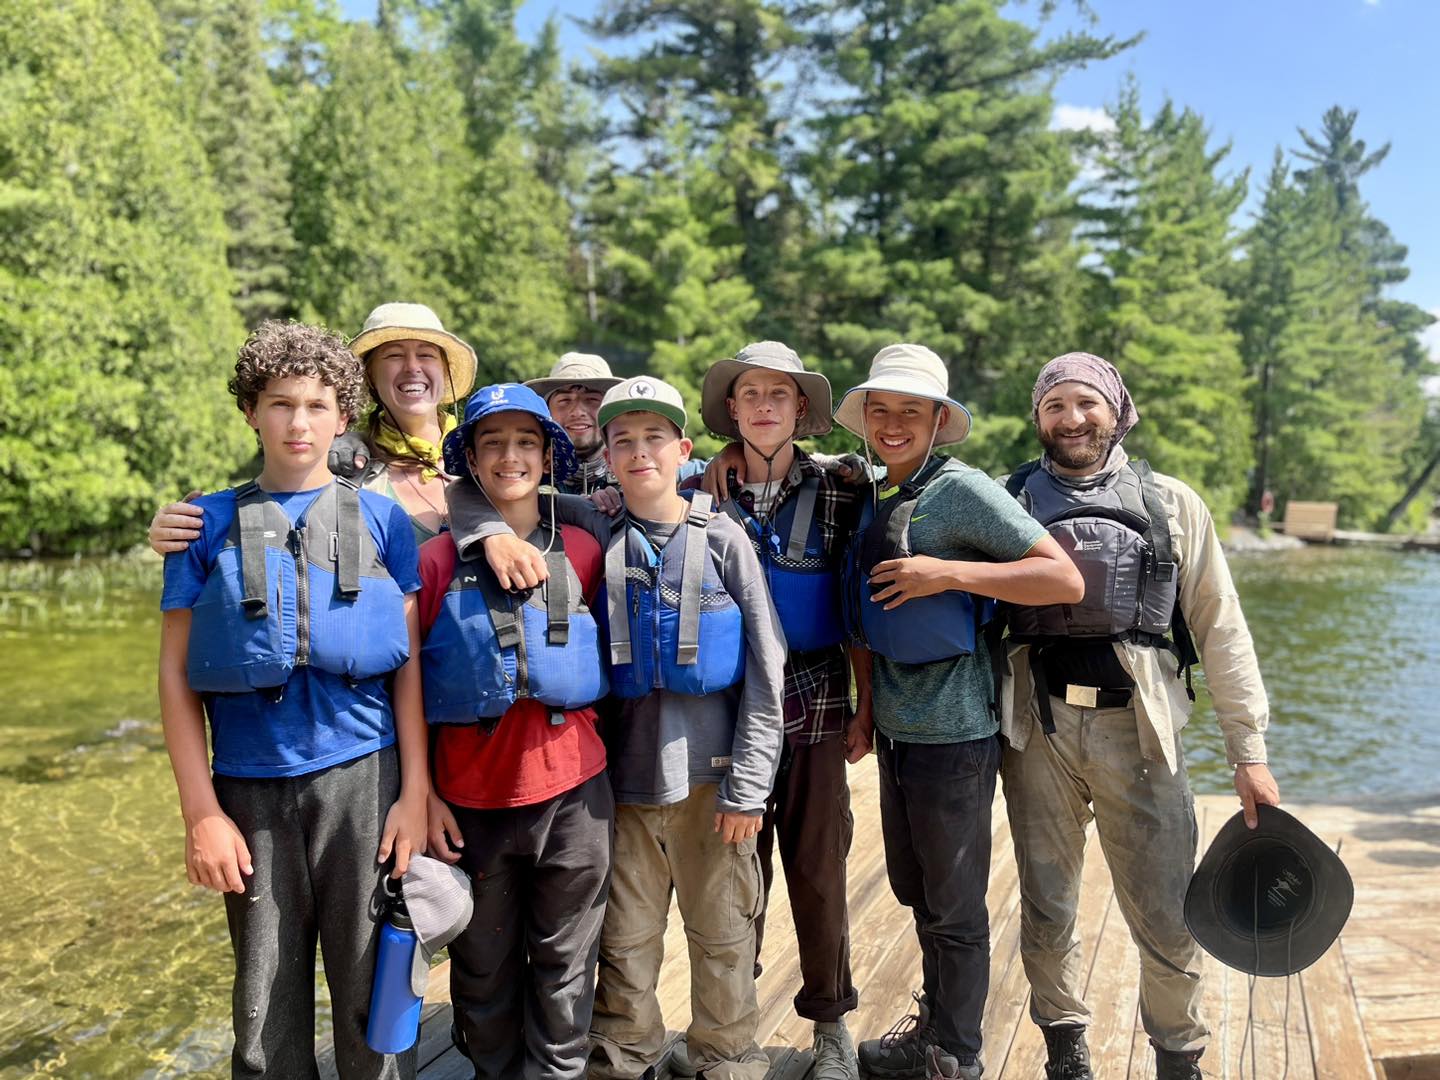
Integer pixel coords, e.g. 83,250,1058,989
1081,90,1250,517
798,0,1133,470
0,0,250,552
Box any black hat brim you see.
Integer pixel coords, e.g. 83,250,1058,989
1184,804,1353,977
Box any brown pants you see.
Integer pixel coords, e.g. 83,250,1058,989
754,736,858,1021
589,784,770,1080
1002,699,1207,1052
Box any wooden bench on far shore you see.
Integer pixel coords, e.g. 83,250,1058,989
1281,500,1339,541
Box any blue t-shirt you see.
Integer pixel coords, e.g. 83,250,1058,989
162,482,421,779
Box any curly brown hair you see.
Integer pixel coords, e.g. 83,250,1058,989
228,321,368,421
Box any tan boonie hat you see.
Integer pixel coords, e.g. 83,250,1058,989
349,302,477,405
833,343,972,446
597,375,688,433
526,352,623,399
701,341,833,440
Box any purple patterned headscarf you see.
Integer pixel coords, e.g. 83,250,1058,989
1031,352,1139,442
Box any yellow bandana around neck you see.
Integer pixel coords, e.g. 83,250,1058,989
371,412,458,482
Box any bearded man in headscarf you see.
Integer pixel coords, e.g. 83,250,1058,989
997,353,1280,1080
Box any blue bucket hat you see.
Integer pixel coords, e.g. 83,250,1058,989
442,382,578,485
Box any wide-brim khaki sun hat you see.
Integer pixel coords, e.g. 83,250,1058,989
349,302,477,406
526,352,623,399
701,341,833,440
597,376,688,433
833,343,972,447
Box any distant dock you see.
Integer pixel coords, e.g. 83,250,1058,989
335,773,1439,1080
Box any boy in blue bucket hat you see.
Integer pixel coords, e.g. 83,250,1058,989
416,383,615,1080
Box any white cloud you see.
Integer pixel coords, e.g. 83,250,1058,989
1051,105,1116,134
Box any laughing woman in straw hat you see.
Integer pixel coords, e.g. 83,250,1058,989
148,304,478,550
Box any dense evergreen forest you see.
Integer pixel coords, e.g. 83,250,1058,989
1,0,1433,553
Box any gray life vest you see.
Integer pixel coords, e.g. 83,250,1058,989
1002,458,1197,730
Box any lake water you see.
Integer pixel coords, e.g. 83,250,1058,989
1,545,1437,1077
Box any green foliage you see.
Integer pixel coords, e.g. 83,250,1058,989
0,0,250,554
1080,90,1251,518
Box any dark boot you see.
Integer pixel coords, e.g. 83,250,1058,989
1041,1025,1092,1080
858,993,934,1079
923,1044,982,1080
1151,1041,1203,1080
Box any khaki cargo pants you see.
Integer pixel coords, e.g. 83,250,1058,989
1001,698,1209,1053
589,783,770,1080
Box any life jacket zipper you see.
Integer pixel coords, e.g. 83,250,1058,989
290,526,310,667
515,591,530,697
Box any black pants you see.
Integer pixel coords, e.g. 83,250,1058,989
214,746,414,1080
876,733,1000,1060
754,736,859,1022
447,771,615,1080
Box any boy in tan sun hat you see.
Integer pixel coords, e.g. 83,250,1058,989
525,353,623,495
834,344,1083,1080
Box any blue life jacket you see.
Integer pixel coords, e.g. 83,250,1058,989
421,527,609,727
842,457,995,664
187,479,410,693
599,493,746,698
727,475,844,654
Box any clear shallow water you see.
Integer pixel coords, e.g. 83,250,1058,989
0,546,1436,1077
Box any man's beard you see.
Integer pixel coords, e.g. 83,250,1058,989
568,429,603,457
1039,421,1116,469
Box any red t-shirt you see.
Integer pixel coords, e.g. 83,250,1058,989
419,525,607,809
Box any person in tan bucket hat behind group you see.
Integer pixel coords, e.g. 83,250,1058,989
148,303,479,551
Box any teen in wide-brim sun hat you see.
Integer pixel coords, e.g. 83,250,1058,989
441,383,578,485
832,343,972,446
700,341,833,440
525,352,623,399
350,302,478,406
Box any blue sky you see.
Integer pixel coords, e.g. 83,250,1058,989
339,0,1439,354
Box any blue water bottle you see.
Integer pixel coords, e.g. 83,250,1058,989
366,882,424,1053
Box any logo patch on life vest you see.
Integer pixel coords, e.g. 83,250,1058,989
1074,539,1104,552
710,755,732,768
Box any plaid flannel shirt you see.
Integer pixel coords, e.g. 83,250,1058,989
725,448,865,745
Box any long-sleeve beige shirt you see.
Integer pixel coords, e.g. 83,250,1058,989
1001,469,1269,772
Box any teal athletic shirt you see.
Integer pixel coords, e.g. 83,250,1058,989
869,458,1046,744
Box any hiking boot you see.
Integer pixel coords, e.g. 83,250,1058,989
1042,1025,1092,1080
667,1037,697,1077
858,994,934,1078
924,1044,982,1080
812,1019,859,1080
1151,1041,1204,1080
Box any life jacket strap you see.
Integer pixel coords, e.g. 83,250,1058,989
676,492,712,666
485,587,521,651
235,482,270,620
786,476,820,562
605,528,632,666
334,478,363,600
543,545,570,645
1130,460,1176,582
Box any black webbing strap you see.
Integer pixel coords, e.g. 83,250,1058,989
333,479,363,600
484,585,521,650
676,492,712,666
543,545,570,645
1028,646,1058,735
235,483,269,619
605,529,632,666
785,477,820,561
1130,460,1175,583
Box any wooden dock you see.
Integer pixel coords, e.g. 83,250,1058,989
390,767,1438,1080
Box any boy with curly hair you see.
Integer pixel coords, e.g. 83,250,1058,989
158,321,428,1079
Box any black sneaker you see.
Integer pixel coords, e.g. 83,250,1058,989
1042,1025,1092,1080
858,994,934,1078
1151,1041,1204,1080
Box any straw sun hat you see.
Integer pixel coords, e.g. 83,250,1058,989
349,303,477,406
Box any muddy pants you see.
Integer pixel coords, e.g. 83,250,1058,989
214,746,414,1080
1002,699,1207,1053
589,783,769,1080
754,735,858,1022
446,771,614,1080
876,732,1001,1061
